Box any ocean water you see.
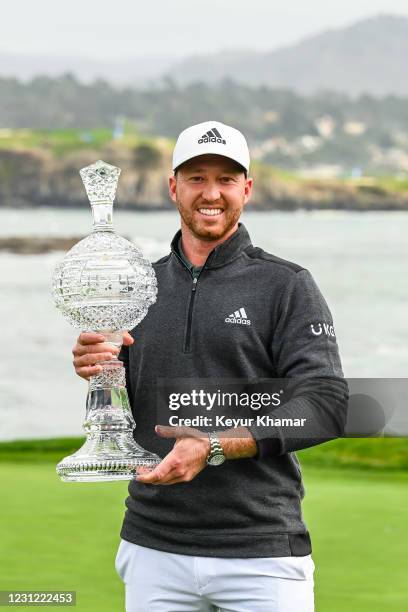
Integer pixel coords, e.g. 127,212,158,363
1,208,407,440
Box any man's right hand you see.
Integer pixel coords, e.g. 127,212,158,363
72,331,134,380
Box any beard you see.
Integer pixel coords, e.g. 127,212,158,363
176,199,243,242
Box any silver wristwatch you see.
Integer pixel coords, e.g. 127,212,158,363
206,432,226,466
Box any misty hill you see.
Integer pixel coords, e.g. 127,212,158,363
1,15,408,96
0,51,176,85
167,14,408,96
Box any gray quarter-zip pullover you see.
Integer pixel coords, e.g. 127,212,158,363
119,223,348,557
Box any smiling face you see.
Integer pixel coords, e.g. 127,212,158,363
169,154,253,242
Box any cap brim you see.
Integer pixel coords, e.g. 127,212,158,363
173,149,248,174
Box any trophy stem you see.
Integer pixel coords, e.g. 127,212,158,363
56,360,161,482
91,201,114,232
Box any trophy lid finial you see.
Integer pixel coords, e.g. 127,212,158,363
79,160,121,204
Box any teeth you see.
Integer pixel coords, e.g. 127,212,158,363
198,208,223,216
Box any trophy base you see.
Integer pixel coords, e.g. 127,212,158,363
57,433,161,482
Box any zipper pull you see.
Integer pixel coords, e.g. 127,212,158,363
192,277,198,291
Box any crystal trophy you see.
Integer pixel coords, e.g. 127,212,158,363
52,160,160,482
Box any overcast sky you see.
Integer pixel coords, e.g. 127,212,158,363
3,0,408,59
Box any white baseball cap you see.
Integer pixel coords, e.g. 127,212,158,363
172,120,250,174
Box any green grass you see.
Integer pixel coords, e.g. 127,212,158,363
0,462,127,610
0,439,407,611
0,127,155,156
1,436,407,469
0,128,115,155
373,175,408,193
302,467,408,611
298,437,408,470
0,437,87,463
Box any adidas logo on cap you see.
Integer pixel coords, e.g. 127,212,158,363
198,127,226,145
172,120,250,173
225,307,251,326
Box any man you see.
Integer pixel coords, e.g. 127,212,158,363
72,120,348,611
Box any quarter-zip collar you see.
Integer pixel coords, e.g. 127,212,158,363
177,237,203,278
170,222,252,270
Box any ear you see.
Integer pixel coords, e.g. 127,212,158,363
243,177,253,205
169,175,177,203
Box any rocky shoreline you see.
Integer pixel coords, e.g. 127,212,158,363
1,147,408,213
0,236,82,254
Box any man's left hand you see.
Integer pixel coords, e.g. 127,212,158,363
135,425,210,485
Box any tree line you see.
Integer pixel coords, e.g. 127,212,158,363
1,73,408,140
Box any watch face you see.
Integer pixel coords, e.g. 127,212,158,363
208,453,225,466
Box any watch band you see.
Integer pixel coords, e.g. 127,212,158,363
206,432,226,466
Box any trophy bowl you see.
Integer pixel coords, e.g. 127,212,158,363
52,160,161,482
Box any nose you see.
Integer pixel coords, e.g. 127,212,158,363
201,181,221,203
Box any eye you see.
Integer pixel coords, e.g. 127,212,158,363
220,176,234,183
189,176,204,183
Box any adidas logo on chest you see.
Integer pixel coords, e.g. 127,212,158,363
225,307,251,326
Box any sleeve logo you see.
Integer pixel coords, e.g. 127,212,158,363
310,322,336,338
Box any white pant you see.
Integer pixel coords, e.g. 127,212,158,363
115,538,315,612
